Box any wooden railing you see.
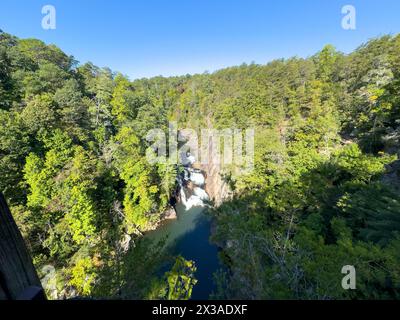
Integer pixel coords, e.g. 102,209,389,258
0,193,46,300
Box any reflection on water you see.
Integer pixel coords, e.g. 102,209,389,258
145,202,222,299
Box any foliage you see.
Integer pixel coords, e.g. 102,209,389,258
164,256,198,300
1,29,400,299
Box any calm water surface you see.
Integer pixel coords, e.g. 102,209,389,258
146,202,222,299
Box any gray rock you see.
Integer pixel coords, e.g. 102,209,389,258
164,207,177,220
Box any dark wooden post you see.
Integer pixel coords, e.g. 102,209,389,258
0,193,45,300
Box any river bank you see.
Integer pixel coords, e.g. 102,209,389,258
143,152,228,299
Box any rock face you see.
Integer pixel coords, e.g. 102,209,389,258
193,160,231,207
191,132,233,206
164,206,177,220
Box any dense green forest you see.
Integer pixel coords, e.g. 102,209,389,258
1,29,400,299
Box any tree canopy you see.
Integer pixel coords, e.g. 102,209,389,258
1,30,400,299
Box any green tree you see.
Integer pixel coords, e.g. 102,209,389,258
165,256,198,300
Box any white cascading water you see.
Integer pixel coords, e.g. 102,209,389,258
193,187,209,201
178,152,209,211
180,188,204,210
189,170,205,186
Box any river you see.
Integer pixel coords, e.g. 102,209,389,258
145,202,222,299
145,153,223,299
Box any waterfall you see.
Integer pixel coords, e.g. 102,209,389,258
188,169,205,186
193,187,209,201
178,152,209,211
180,188,205,210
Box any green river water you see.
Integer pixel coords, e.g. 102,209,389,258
146,202,222,299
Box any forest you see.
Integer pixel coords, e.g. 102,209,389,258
1,29,400,299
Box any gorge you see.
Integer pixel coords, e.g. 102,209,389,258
145,150,226,299
2,30,400,300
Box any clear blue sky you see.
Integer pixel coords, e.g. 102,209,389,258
1,0,400,79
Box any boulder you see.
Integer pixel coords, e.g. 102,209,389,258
164,206,177,220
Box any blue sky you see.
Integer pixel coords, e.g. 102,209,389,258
1,0,400,79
